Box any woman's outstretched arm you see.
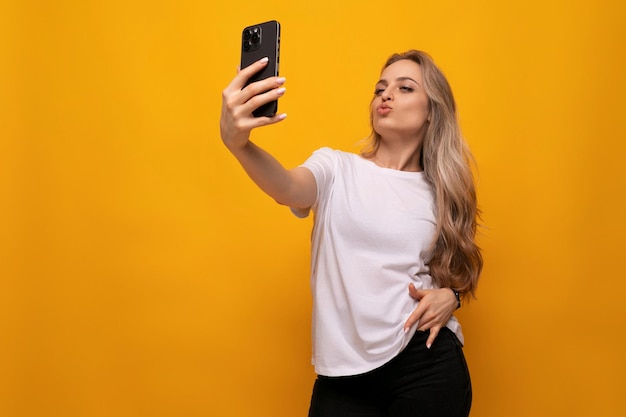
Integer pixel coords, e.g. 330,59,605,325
220,57,316,209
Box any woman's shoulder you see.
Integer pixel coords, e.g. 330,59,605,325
301,148,364,178
310,147,359,161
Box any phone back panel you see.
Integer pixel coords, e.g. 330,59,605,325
240,20,280,117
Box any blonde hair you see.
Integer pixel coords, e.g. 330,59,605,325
362,50,482,298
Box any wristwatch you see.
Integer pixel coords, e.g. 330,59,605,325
451,289,461,310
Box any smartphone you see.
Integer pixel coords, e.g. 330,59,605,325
240,20,281,117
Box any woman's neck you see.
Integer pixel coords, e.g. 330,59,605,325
370,141,423,172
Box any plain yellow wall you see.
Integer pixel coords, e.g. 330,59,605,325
2,0,625,416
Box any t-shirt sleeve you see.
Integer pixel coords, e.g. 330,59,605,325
290,147,337,218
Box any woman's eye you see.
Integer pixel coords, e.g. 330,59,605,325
400,86,414,92
374,88,385,96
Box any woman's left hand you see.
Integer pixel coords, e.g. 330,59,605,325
403,284,458,348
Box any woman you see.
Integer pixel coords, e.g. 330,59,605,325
220,50,482,417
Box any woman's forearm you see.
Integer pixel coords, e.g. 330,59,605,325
227,140,315,208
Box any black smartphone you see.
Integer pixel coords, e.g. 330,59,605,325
240,20,281,117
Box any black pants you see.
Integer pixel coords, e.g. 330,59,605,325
308,328,472,417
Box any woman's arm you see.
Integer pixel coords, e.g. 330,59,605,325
220,57,316,209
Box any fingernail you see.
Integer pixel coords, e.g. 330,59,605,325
404,327,409,334
276,77,286,84
277,87,286,95
259,57,269,63
426,343,432,349
278,113,287,120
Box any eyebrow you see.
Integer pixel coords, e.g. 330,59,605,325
376,76,420,86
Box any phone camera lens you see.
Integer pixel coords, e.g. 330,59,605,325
251,27,260,43
243,29,252,40
243,40,251,50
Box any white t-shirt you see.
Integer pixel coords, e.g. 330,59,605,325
293,147,463,377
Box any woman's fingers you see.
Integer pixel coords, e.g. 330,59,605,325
223,76,285,112
404,286,458,348
416,313,437,331
404,302,425,333
408,284,426,300
236,111,287,132
225,56,285,105
225,85,286,129
226,57,270,93
220,64,287,147
236,76,286,113
223,65,286,120
425,325,442,349
240,84,286,116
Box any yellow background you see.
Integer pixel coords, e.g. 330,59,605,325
2,0,625,416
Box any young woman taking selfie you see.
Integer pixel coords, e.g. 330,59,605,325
220,49,483,417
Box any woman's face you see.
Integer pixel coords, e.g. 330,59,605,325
371,59,430,143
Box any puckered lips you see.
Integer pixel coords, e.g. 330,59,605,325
376,103,392,116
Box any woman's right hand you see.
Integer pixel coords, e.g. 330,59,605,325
220,57,287,152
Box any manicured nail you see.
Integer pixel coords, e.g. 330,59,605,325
426,343,432,349
404,327,409,334
278,113,287,120
277,87,286,96
276,77,286,84
259,57,269,63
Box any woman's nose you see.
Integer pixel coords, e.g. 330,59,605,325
381,90,392,101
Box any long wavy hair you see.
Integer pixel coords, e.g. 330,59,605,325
362,50,482,298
